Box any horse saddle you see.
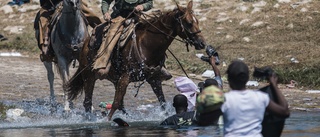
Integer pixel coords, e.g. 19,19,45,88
49,2,88,31
118,18,136,48
49,2,63,29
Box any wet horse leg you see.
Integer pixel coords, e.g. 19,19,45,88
147,79,166,110
83,72,96,113
43,61,57,109
107,73,130,120
82,73,97,120
57,57,73,112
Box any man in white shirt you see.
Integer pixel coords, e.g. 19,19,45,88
221,60,290,137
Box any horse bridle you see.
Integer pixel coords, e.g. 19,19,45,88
175,13,202,47
137,11,202,77
137,10,202,46
62,0,81,13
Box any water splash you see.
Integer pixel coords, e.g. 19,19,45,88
0,98,176,129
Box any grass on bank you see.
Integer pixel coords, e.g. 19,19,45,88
0,25,39,54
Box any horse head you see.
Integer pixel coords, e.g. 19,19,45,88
175,1,206,50
63,0,81,12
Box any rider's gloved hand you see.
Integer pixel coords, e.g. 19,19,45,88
135,5,144,11
103,13,111,22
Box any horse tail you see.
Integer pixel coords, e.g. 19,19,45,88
66,67,84,100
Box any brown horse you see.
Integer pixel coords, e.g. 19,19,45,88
66,1,206,120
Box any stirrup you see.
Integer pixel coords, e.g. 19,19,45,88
44,37,50,46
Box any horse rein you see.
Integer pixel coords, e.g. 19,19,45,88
61,0,81,13
137,12,196,46
176,15,202,47
136,11,194,78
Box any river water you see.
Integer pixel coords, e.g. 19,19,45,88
0,102,319,137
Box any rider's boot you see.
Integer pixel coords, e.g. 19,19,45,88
42,26,50,53
40,27,54,62
93,17,125,75
96,63,111,80
159,67,172,81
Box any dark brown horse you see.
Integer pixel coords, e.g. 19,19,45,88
66,1,206,120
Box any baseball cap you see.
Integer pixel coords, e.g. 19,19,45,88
196,85,224,113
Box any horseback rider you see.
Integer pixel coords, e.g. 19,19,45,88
93,0,153,76
101,0,153,20
38,0,103,62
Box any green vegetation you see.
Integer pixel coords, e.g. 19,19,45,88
275,61,320,89
0,25,39,54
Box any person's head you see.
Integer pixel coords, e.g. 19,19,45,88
204,78,219,88
226,60,249,90
173,94,188,114
196,85,224,126
198,78,219,93
174,77,198,111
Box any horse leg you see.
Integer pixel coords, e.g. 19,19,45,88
43,61,56,110
82,73,97,120
57,57,73,112
147,79,166,110
83,73,96,113
107,74,129,120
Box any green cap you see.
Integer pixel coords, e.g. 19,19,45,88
196,86,224,113
125,0,138,4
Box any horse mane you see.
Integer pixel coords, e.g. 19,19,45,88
137,7,186,29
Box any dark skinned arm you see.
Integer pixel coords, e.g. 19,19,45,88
209,56,221,78
266,73,290,118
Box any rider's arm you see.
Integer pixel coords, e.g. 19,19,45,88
141,0,153,11
101,0,113,15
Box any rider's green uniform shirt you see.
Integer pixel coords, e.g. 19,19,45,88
101,0,153,15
